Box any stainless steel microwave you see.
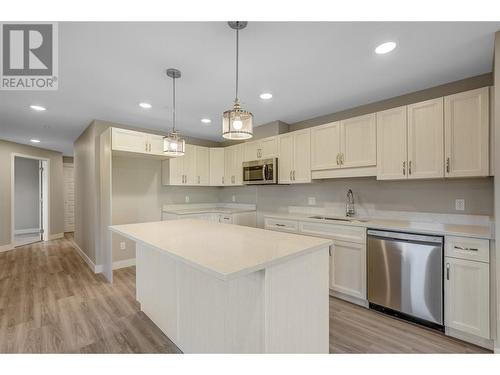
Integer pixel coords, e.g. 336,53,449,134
242,158,278,185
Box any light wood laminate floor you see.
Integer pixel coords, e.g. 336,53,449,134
0,236,491,354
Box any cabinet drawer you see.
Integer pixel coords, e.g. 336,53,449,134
219,215,233,224
264,218,299,233
299,222,366,244
445,236,489,263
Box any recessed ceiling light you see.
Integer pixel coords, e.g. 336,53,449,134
201,118,212,124
260,93,273,100
30,139,41,143
375,41,397,55
30,105,46,111
139,102,152,109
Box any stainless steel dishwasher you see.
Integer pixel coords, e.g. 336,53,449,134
367,229,444,329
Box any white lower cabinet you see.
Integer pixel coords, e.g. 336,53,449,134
444,243,490,340
329,240,366,300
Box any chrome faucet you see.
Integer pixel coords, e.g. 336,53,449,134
346,189,355,217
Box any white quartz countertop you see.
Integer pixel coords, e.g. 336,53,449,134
162,207,255,215
263,212,493,239
110,219,332,280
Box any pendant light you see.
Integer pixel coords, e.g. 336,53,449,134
164,68,186,157
222,21,253,140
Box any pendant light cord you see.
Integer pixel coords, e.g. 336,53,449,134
235,27,239,102
172,75,176,132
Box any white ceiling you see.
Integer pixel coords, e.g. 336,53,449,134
1,22,499,155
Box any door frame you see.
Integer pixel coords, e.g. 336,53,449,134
11,153,51,246
63,162,75,232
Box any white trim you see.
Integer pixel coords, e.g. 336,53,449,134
14,228,40,235
48,232,64,240
11,153,51,245
0,243,14,253
445,327,494,350
112,258,136,270
70,238,101,274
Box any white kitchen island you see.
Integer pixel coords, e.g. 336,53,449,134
110,219,332,353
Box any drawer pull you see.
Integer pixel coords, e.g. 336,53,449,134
454,245,478,252
275,223,286,227
446,263,450,280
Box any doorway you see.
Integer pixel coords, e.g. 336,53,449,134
12,155,49,247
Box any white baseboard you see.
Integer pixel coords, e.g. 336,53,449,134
0,243,14,253
330,290,369,308
69,238,100,274
445,327,494,350
14,228,40,235
113,258,136,270
49,232,64,240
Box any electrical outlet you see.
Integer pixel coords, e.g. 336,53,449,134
185,195,190,203
455,199,465,211
120,242,126,250
308,197,316,206
232,195,236,203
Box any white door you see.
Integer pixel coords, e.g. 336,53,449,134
311,122,341,170
148,134,165,155
376,106,408,180
340,113,377,168
444,257,490,339
293,129,311,183
278,133,294,183
444,87,489,177
111,128,149,153
209,148,225,186
260,137,278,159
407,98,444,179
196,146,210,185
330,240,366,300
63,164,75,232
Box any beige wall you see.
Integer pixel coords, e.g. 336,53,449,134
0,139,64,247
111,156,220,262
493,30,500,352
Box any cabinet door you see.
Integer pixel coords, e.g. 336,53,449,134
330,240,366,300
293,129,311,183
196,146,210,185
232,144,244,185
407,98,444,179
243,141,260,161
340,113,377,168
111,128,149,153
444,257,490,339
148,134,165,155
209,148,225,186
311,122,341,170
183,144,197,185
444,87,489,177
278,133,294,183
260,137,278,159
167,156,184,185
376,106,408,180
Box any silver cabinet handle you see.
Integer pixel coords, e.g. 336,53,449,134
149,143,151,152
329,246,332,257
409,160,412,175
403,161,406,176
336,153,340,166
197,176,200,184
145,141,148,151
446,157,450,173
222,176,224,184
446,263,450,280
293,170,296,180
454,245,479,252
340,153,344,166
275,223,286,227
289,170,292,180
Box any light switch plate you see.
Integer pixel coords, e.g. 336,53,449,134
308,197,316,206
455,199,465,211
185,195,190,203
120,242,126,250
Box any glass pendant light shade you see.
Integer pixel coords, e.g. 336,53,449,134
164,68,185,157
222,100,253,140
164,130,185,156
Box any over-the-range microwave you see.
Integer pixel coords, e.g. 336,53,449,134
242,158,278,185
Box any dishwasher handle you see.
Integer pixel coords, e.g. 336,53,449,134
367,229,443,245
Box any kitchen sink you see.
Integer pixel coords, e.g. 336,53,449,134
308,215,368,223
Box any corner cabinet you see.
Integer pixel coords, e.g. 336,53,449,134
444,87,489,177
278,129,311,184
162,144,210,186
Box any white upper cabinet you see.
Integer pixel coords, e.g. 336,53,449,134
278,129,311,184
111,128,165,156
407,98,444,179
376,106,408,180
112,128,150,154
209,148,225,186
225,143,244,185
195,146,210,185
243,136,278,161
340,114,377,168
162,144,209,186
311,122,341,170
444,87,489,177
